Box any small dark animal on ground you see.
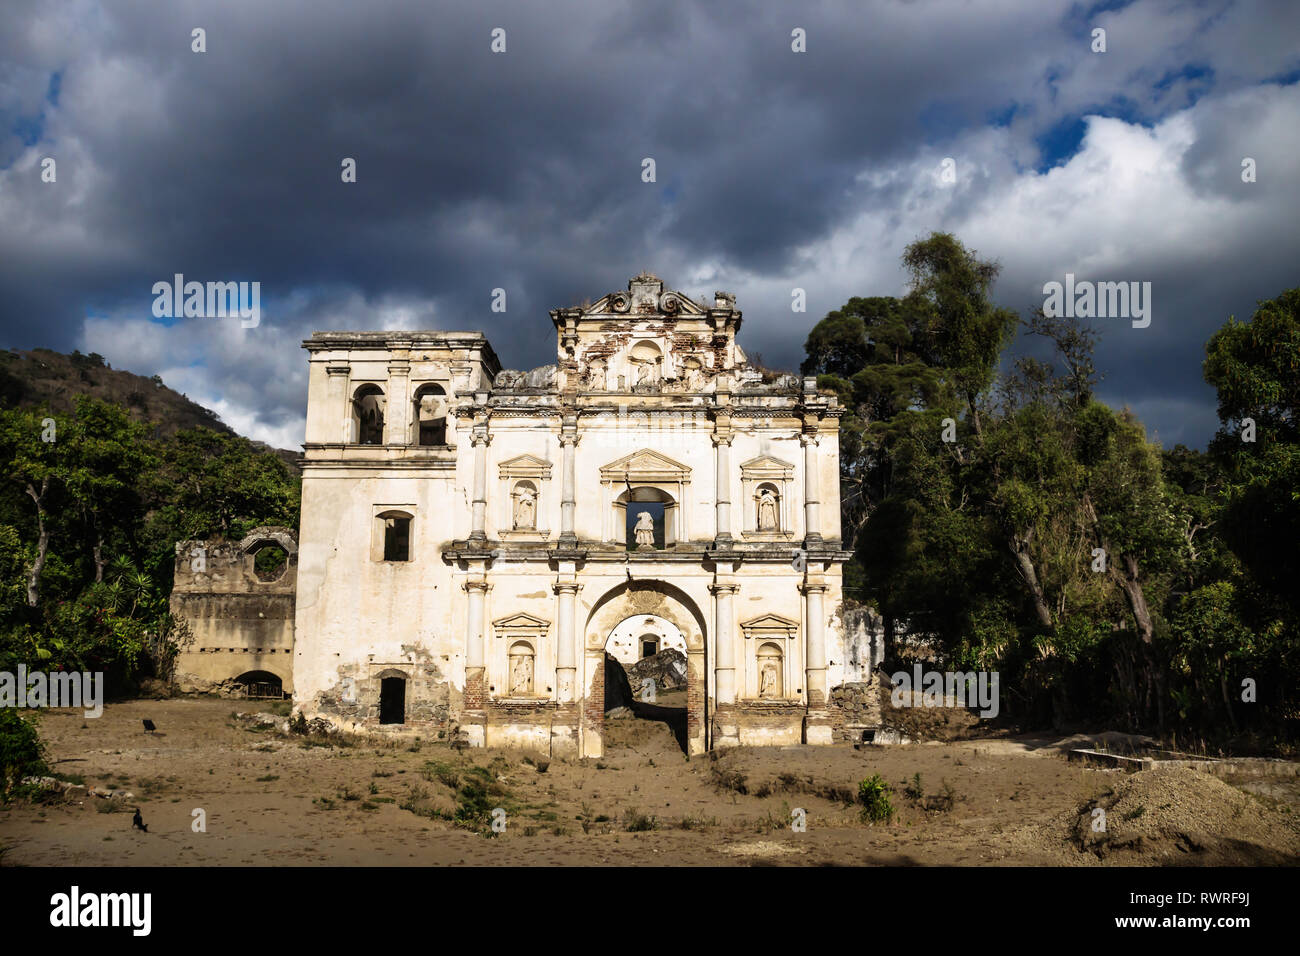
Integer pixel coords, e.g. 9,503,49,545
132,809,148,833
142,719,156,734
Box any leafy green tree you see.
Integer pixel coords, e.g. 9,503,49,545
802,295,944,555
0,407,66,606
0,709,47,797
62,397,157,582
0,398,299,693
144,427,299,564
801,234,1015,646
901,232,1018,441
803,237,1219,734
1203,287,1300,610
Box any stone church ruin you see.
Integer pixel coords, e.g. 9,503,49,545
175,274,884,753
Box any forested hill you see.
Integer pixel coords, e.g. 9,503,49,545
0,347,298,467
0,347,303,695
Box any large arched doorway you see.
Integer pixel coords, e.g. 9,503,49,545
602,614,689,753
234,670,284,699
582,581,707,757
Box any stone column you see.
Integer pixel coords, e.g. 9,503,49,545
552,578,581,757
710,581,740,747
554,582,580,703
323,365,350,443
713,434,733,546
559,419,578,548
463,578,489,747
801,579,833,745
386,360,411,445
801,432,822,547
470,429,490,543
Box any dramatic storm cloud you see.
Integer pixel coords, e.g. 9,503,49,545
1,0,1297,449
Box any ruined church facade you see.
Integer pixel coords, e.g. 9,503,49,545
292,273,859,756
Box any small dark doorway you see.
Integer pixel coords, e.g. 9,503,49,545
379,677,406,724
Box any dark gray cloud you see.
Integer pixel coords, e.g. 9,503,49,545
1,0,1298,449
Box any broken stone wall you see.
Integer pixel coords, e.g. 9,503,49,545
735,700,805,746
838,605,885,683
314,659,451,732
828,680,883,743
171,527,297,694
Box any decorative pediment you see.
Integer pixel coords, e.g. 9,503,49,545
590,273,707,318
492,612,551,632
740,613,799,638
498,454,552,480
599,448,692,483
740,455,795,481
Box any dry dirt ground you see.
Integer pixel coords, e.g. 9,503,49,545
3,698,1298,867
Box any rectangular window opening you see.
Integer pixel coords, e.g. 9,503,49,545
383,516,411,561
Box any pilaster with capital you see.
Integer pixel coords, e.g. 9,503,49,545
558,414,579,548
470,427,491,543
800,431,823,547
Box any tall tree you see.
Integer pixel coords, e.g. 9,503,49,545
0,407,65,606
62,397,157,581
145,427,300,549
901,232,1018,442
1203,287,1300,610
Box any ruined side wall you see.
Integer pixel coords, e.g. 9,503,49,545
832,605,884,686
171,530,297,693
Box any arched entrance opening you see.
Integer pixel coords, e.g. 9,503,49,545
234,670,284,699
602,614,689,752
412,383,448,446
582,582,707,758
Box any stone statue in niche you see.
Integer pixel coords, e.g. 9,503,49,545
586,357,608,390
636,361,654,387
661,355,682,391
759,658,780,698
757,488,778,531
510,652,533,696
633,511,656,548
514,488,536,530
684,357,705,392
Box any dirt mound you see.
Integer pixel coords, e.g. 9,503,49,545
717,840,806,859
1044,731,1158,754
602,708,684,756
1053,767,1300,864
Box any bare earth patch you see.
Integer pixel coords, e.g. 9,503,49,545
2,699,1297,867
